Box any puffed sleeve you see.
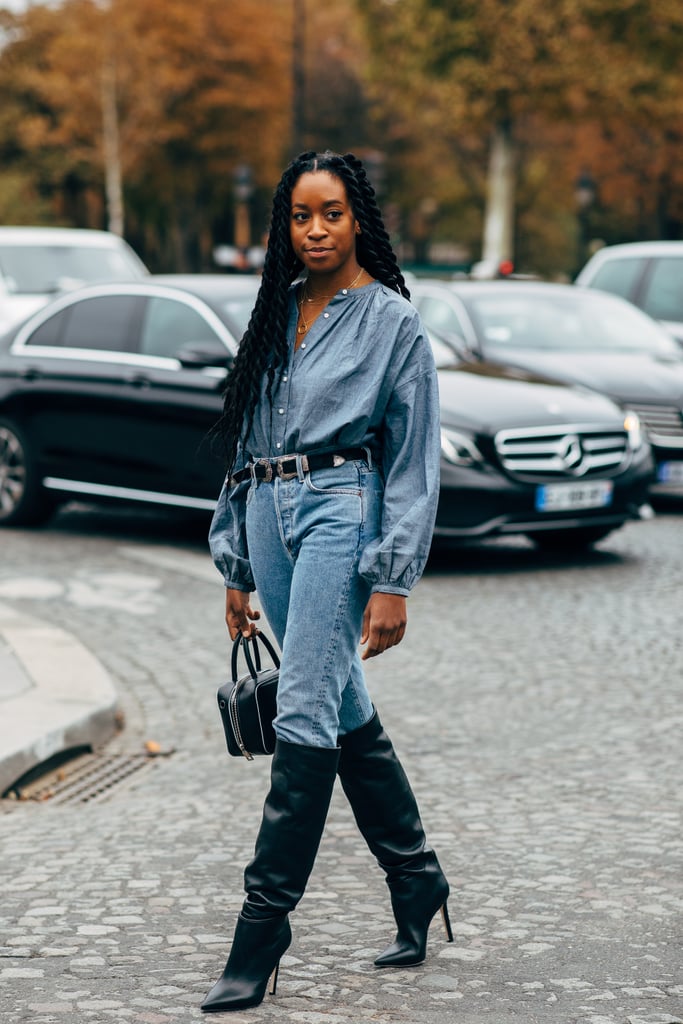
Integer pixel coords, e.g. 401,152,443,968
208,449,255,591
358,318,440,596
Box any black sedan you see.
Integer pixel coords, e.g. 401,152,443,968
0,276,653,549
0,276,260,526
429,337,652,547
413,280,683,497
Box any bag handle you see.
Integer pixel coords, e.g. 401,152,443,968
231,631,281,683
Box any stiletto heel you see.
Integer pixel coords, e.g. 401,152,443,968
268,963,280,996
441,902,453,943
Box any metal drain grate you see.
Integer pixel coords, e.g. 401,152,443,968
5,751,167,806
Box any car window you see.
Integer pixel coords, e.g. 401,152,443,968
416,295,468,339
0,245,142,294
587,257,646,299
25,295,141,351
640,258,683,321
139,296,224,358
220,297,256,336
468,291,679,355
24,306,72,347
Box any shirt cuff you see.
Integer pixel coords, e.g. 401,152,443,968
370,584,411,598
223,580,253,593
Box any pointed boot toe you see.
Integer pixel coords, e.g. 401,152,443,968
374,939,423,968
201,974,263,1013
374,899,452,967
200,914,291,1013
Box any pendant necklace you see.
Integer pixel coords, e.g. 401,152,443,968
297,267,365,336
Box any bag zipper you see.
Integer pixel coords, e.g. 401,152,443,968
229,685,254,760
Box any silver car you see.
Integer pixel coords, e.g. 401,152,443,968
0,226,148,334
575,241,683,349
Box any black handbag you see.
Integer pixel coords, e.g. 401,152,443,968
217,631,280,760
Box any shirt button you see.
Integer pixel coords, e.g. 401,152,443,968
282,375,288,382
323,312,330,318
301,343,306,349
276,442,282,449
342,289,348,295
278,408,284,415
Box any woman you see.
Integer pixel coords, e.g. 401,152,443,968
203,151,451,1013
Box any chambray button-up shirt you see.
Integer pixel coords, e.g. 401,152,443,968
209,281,441,597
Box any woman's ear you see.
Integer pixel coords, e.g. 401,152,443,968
355,223,362,235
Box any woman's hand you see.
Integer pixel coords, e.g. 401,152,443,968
224,588,261,640
361,593,407,660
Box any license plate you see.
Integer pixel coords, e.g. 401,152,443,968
656,461,683,485
535,480,614,512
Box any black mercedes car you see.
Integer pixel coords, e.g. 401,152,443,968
0,276,653,549
413,279,683,498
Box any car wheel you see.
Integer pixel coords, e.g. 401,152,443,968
0,418,55,526
527,526,616,552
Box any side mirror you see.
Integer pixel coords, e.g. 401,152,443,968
177,341,233,369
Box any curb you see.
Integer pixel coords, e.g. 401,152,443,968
0,601,119,794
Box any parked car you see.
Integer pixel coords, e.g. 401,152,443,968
429,333,653,548
0,276,260,526
0,226,148,335
412,279,683,497
575,241,683,349
0,276,653,549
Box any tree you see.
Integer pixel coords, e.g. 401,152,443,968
357,0,683,272
0,0,293,267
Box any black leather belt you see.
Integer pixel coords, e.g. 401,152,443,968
230,447,370,486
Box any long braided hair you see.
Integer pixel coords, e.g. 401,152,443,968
219,150,410,475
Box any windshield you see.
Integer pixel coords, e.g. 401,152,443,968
219,297,257,336
0,245,143,294
467,289,681,358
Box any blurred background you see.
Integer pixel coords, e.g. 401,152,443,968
0,0,681,279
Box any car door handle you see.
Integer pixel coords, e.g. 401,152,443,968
126,373,151,389
19,366,42,381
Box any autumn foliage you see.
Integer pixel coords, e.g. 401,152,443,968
0,0,681,276
0,0,292,268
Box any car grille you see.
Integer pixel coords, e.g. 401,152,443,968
495,424,629,482
627,403,683,445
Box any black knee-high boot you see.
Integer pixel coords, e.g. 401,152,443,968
201,740,340,1013
337,709,452,967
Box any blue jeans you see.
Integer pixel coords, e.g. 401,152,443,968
245,458,382,748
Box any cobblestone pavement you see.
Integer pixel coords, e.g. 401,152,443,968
1,507,682,1024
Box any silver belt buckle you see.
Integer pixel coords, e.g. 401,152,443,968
276,455,298,481
253,458,273,483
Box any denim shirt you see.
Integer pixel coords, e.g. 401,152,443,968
209,280,441,597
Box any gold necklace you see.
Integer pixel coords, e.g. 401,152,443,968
304,267,365,301
297,267,365,335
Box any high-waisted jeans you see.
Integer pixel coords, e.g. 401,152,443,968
245,458,382,748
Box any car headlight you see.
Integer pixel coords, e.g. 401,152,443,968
440,428,484,467
623,411,643,450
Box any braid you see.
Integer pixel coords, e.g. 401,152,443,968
218,159,310,473
333,153,411,300
218,150,409,473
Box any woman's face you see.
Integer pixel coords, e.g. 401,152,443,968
290,171,360,279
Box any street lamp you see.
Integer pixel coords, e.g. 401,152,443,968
574,169,597,275
233,164,254,269
409,196,438,267
362,150,386,200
